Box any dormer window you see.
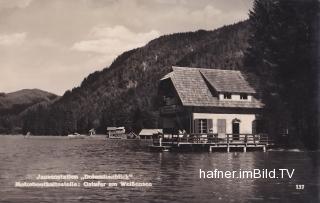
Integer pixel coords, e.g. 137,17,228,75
240,94,248,100
223,93,231,99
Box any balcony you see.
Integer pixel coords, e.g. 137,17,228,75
150,133,273,152
153,133,270,145
159,105,183,115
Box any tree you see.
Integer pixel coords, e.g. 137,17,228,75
245,0,319,149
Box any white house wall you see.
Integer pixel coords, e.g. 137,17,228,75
193,113,256,134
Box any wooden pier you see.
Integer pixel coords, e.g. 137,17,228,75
149,134,271,152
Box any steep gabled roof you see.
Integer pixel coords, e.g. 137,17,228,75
160,66,263,108
200,69,256,94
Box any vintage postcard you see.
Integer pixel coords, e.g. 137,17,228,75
0,0,319,202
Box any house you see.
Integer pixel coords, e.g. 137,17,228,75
158,66,264,140
89,128,96,136
107,127,126,139
139,129,163,139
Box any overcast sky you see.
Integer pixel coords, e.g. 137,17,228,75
0,0,253,95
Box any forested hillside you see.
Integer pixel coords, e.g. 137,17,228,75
0,89,58,134
22,21,250,135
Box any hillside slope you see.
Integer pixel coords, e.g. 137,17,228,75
23,21,251,135
0,89,58,134
0,89,58,114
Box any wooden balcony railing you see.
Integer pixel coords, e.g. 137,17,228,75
152,133,270,146
159,105,183,114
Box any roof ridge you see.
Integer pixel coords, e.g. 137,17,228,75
172,66,241,72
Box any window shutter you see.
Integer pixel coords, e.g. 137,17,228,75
252,120,257,134
194,119,199,133
218,119,226,133
207,119,213,133
222,120,226,133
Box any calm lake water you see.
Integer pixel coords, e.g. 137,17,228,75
0,136,318,203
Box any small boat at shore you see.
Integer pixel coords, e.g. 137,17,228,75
24,132,31,138
67,133,87,139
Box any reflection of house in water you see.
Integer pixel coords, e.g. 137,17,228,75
158,66,265,140
139,129,163,139
107,127,126,139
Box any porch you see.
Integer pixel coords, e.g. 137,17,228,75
150,133,272,152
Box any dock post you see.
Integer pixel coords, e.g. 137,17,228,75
209,146,212,153
243,146,246,152
159,137,162,147
263,145,266,152
227,134,230,153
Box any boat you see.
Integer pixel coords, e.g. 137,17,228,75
67,133,87,139
24,132,31,138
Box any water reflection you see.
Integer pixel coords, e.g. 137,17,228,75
0,136,318,203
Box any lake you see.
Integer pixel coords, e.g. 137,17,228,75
0,136,318,203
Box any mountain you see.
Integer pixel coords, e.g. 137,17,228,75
0,89,59,134
0,89,58,114
22,20,251,135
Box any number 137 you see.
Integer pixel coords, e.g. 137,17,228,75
296,185,304,190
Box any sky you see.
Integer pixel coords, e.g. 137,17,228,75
0,0,253,95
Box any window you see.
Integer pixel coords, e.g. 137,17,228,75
240,93,248,100
194,119,210,134
223,93,231,99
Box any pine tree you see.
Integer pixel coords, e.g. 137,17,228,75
245,0,319,149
